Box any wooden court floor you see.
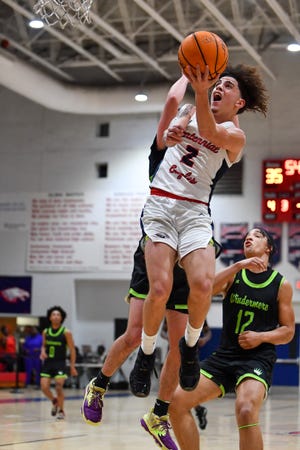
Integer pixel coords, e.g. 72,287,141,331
0,385,300,449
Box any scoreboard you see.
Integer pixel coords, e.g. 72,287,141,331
262,159,300,222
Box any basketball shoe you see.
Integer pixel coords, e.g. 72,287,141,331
56,410,65,420
81,378,106,425
179,337,200,391
129,347,156,397
195,405,208,430
141,409,178,450
51,398,58,416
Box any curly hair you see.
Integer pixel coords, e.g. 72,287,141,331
46,305,67,323
220,64,269,116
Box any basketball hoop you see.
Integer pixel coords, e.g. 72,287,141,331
33,0,94,28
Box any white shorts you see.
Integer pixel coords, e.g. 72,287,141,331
141,195,213,259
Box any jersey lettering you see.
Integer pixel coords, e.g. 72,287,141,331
181,144,198,167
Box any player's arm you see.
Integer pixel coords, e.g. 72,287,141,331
239,279,295,349
212,257,268,297
163,103,195,147
65,330,78,376
156,74,190,150
40,330,47,360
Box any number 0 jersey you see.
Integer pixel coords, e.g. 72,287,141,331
220,267,284,356
150,110,242,204
44,326,67,361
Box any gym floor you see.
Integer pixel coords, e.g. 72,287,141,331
0,386,300,449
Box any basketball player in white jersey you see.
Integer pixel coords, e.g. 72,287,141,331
129,63,269,399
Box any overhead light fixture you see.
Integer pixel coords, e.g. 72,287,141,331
287,43,300,52
29,19,44,29
135,92,148,102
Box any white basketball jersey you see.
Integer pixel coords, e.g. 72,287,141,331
150,113,241,204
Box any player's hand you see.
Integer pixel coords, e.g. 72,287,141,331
70,366,78,377
238,330,262,349
185,65,219,93
239,257,267,272
163,125,185,146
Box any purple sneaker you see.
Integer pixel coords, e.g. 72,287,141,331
81,378,106,425
141,409,178,450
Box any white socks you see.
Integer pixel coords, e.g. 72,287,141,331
141,329,158,355
185,321,203,347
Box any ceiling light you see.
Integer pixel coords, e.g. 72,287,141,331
135,92,148,102
29,19,44,29
287,43,300,52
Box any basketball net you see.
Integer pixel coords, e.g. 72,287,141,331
33,0,94,28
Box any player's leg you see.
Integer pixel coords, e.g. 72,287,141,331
40,376,58,416
130,241,176,396
141,309,188,450
55,377,66,420
179,245,215,390
82,297,144,425
235,379,265,450
170,376,220,450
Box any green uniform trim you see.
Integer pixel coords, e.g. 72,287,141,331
128,288,147,299
200,369,226,397
241,268,279,289
239,422,259,429
236,373,269,392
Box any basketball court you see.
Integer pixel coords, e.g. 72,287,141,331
1,386,300,449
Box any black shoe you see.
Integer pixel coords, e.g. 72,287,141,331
179,337,200,391
195,405,207,430
129,347,156,397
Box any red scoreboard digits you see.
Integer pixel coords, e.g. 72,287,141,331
262,159,300,222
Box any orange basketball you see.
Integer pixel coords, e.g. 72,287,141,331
178,30,228,80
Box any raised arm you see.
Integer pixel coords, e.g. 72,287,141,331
212,257,268,297
156,74,190,150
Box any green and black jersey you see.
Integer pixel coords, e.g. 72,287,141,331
44,326,67,361
220,267,284,355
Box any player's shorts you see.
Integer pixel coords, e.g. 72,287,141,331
141,195,213,259
200,347,277,397
40,359,68,379
125,240,189,314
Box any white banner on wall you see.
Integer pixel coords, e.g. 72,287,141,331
27,192,102,272
26,191,147,272
101,191,147,271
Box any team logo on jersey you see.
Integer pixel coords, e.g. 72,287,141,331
253,368,263,376
154,233,168,239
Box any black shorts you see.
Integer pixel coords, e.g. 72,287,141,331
200,347,277,396
40,359,68,379
126,240,188,314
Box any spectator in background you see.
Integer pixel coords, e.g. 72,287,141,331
0,325,16,372
22,326,43,388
